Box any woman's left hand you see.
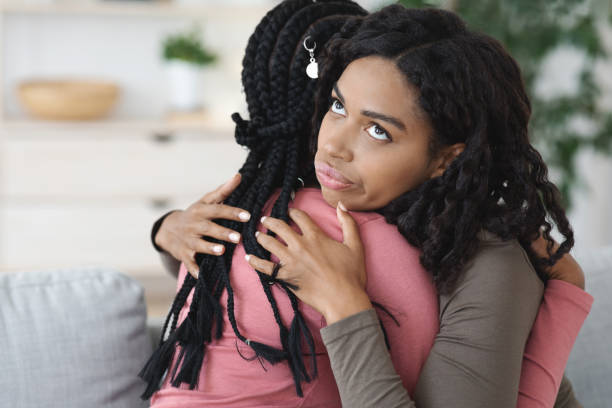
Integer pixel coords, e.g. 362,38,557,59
530,234,585,290
245,202,373,324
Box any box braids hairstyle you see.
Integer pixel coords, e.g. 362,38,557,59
138,0,367,400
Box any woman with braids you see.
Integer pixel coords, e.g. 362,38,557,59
141,1,593,407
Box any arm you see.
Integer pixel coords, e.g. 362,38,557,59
149,173,251,279
519,280,593,407
321,308,416,407
524,234,592,408
151,210,182,278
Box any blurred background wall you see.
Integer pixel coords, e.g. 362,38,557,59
0,0,610,316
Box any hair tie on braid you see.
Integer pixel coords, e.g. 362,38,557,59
233,111,304,149
232,112,263,148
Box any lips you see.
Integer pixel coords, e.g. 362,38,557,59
315,161,353,190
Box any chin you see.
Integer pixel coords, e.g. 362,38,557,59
320,187,340,208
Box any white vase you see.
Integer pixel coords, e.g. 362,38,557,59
165,59,203,111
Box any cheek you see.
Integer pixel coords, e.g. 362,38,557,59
362,150,430,202
317,114,333,147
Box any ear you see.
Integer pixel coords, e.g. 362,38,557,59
429,143,465,179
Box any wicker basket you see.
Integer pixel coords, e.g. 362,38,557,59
17,80,120,120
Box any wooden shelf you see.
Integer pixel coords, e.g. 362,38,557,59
0,111,238,135
0,0,275,19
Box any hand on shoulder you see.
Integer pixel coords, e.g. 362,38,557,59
530,234,585,290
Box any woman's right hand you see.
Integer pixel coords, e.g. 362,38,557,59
154,173,251,278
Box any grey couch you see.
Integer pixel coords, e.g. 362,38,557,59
1,247,610,407
0,267,153,407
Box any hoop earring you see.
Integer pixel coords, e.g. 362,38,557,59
303,35,318,79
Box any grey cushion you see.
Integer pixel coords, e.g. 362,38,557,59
567,246,612,408
0,267,153,408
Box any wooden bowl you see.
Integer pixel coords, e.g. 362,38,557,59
18,79,120,120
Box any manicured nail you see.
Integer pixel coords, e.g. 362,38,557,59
229,232,240,243
245,254,251,262
255,231,260,238
260,216,267,224
338,201,347,212
213,245,224,253
239,211,250,221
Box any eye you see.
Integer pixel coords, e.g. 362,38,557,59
329,97,346,115
366,123,391,141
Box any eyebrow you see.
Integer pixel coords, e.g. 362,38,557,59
333,82,407,132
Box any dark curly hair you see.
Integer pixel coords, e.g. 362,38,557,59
138,0,368,400
310,4,574,295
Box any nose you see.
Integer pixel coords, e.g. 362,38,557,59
321,122,354,162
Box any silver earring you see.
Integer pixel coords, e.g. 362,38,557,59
290,177,305,201
303,36,318,79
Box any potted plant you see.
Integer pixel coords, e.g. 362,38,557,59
162,23,217,112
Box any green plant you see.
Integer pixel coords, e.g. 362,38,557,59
393,0,612,209
162,23,217,66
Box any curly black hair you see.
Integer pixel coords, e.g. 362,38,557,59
310,5,573,295
138,0,368,400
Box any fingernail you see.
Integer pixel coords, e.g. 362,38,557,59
245,254,251,262
338,201,347,212
260,216,267,224
213,245,224,253
239,211,250,221
255,231,260,238
229,232,240,243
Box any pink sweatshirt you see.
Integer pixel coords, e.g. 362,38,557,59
150,188,593,407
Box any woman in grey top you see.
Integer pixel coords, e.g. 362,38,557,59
145,1,587,406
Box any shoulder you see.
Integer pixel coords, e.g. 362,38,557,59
465,229,542,289
440,229,544,318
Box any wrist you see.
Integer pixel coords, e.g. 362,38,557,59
151,210,179,252
548,256,585,290
323,290,373,325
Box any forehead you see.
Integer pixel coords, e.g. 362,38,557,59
336,56,420,118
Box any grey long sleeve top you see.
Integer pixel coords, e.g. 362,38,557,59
319,231,582,408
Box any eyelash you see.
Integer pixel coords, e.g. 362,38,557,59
327,96,392,142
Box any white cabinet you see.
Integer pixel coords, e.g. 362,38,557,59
0,1,264,315
0,120,248,316
2,127,243,198
0,122,248,274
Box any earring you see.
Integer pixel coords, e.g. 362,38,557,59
303,36,318,79
290,177,305,201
